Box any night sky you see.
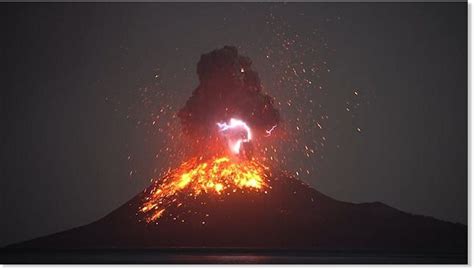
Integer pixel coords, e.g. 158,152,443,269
1,3,466,247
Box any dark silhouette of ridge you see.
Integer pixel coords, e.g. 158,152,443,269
3,172,466,263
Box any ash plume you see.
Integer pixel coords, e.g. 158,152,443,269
178,46,280,141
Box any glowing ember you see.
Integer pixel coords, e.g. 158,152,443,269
140,156,270,223
217,118,252,154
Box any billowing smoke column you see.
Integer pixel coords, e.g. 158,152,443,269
178,46,280,155
141,46,280,222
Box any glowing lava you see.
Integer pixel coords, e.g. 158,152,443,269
140,156,270,223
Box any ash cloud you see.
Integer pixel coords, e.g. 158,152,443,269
178,46,280,140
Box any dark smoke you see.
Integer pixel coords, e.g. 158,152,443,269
178,46,280,142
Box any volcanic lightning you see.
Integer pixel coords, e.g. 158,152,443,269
265,125,278,137
217,118,252,154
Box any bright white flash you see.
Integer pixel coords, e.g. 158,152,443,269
217,118,252,154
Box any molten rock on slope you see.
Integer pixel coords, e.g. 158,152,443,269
140,156,270,223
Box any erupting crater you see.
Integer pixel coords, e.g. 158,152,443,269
140,155,272,223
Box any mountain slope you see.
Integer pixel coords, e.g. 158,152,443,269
7,173,466,253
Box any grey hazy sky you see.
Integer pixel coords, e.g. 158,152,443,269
1,3,466,247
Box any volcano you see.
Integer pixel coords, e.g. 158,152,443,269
2,46,466,263
4,171,467,263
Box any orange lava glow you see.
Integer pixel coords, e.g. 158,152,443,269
140,156,270,222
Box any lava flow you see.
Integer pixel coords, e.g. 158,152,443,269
140,155,271,223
